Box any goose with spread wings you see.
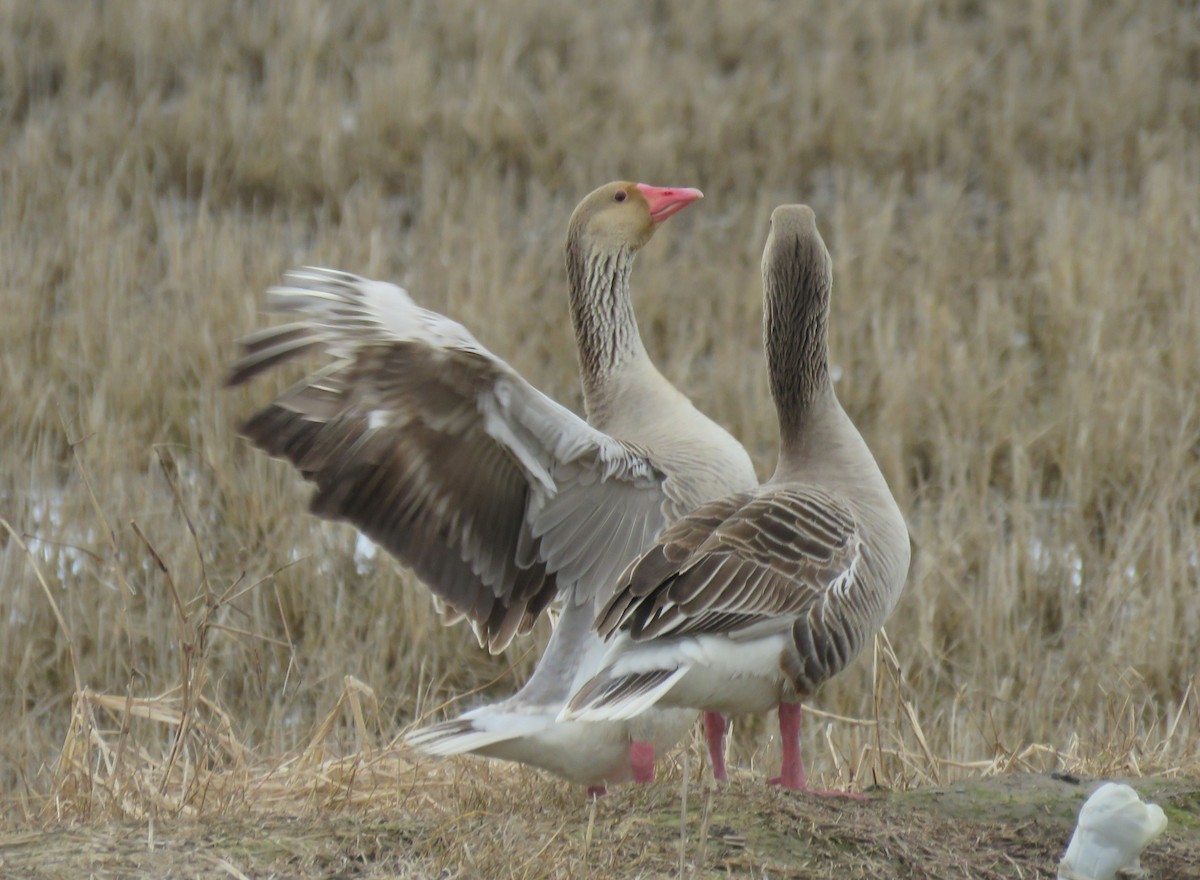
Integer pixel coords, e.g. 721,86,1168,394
563,205,911,792
229,182,757,792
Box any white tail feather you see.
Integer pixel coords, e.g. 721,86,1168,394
559,665,691,723
406,713,556,756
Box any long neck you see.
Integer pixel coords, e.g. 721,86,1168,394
565,233,647,409
764,254,831,461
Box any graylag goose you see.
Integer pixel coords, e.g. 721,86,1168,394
562,205,911,793
229,182,757,793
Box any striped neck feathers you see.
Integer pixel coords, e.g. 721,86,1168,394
764,237,832,446
565,234,646,400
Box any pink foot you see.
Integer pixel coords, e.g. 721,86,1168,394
630,741,655,784
767,703,868,798
813,788,870,800
586,785,607,799
704,711,728,781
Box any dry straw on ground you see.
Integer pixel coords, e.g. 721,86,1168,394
1,0,1198,874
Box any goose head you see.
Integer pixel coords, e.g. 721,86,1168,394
568,181,703,255
761,204,832,306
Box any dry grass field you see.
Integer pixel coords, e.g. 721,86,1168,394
2,0,1199,876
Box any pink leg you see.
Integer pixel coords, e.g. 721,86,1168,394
768,702,807,789
629,740,656,784
586,785,607,799
768,703,867,799
704,711,728,781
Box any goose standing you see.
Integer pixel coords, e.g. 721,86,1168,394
563,205,911,792
229,182,758,793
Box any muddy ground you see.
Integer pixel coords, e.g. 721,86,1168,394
2,773,1197,879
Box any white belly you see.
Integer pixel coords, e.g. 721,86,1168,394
608,632,791,716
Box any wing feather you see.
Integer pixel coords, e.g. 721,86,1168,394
231,268,670,652
598,485,863,643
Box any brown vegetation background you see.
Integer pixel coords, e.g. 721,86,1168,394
2,0,1198,829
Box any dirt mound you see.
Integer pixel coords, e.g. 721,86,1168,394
3,773,1195,879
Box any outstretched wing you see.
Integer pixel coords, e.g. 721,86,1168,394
230,268,670,653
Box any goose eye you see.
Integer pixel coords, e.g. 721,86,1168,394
614,190,627,202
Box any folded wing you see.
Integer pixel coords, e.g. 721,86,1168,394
598,486,863,642
564,485,864,720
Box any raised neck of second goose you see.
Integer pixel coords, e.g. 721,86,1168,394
565,230,649,411
764,227,834,466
